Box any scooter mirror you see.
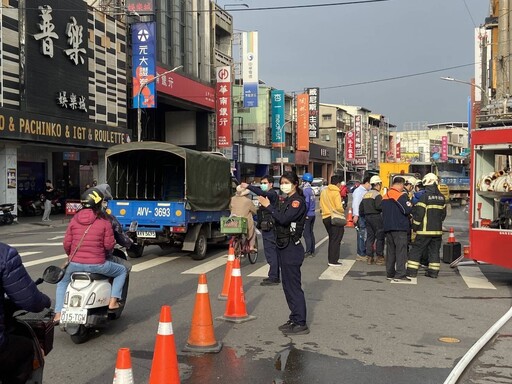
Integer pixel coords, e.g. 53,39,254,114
43,265,65,284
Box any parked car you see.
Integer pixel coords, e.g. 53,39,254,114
311,178,324,196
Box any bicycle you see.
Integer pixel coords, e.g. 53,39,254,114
220,216,258,264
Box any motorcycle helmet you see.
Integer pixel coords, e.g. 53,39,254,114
422,173,439,186
81,187,104,208
302,173,313,183
95,183,113,201
370,175,382,185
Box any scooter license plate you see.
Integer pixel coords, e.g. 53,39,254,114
137,230,156,238
61,309,87,324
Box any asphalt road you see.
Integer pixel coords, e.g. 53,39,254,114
2,207,512,383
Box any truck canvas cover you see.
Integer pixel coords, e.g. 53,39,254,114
106,142,231,211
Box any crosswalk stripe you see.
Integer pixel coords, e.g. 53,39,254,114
458,265,497,290
131,257,180,272
23,254,67,267
181,255,227,274
19,251,42,257
9,243,63,247
315,236,329,248
248,264,269,277
319,260,355,280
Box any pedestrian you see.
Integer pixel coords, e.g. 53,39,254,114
42,180,54,222
381,176,413,282
403,177,417,201
352,176,371,261
406,173,446,278
359,175,385,265
339,181,349,209
230,186,258,252
241,176,281,286
301,173,316,257
258,172,309,335
319,175,345,267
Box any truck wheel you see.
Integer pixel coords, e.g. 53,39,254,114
192,229,208,260
127,243,144,259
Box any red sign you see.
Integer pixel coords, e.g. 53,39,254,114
296,93,309,151
216,66,232,148
345,130,355,161
396,136,401,160
353,156,367,167
441,135,448,161
156,66,215,110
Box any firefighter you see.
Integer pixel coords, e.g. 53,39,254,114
406,173,447,278
359,175,385,265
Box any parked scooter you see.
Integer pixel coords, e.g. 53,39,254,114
58,248,129,344
0,203,16,225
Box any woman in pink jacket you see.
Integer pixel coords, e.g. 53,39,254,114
53,188,127,323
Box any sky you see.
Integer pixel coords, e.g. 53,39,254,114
218,0,490,130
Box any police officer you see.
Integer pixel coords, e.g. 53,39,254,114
359,175,385,265
406,173,446,278
241,176,281,286
301,173,316,257
258,172,309,335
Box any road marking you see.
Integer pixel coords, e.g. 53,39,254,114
319,260,355,280
315,236,329,248
19,251,42,257
9,243,63,247
458,265,497,290
182,255,227,274
131,257,180,272
248,264,269,277
48,235,65,240
23,254,67,267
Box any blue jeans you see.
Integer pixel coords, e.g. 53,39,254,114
356,216,366,256
55,261,127,312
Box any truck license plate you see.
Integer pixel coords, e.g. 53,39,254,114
61,309,87,324
137,231,156,238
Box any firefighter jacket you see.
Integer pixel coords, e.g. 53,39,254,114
359,188,382,216
381,188,413,232
411,185,446,236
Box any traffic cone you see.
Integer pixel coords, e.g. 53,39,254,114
149,306,180,384
183,274,222,353
345,208,354,228
218,238,235,301
217,258,256,323
448,227,456,243
113,348,134,384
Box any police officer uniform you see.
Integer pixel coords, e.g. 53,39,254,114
263,192,308,335
359,185,384,265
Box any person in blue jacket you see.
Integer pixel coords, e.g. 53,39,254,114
301,173,316,257
0,242,52,384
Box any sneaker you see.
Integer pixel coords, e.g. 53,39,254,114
282,324,310,335
424,272,438,278
392,276,412,282
278,320,294,331
366,256,373,265
328,261,343,267
260,278,280,286
355,255,367,261
375,256,385,265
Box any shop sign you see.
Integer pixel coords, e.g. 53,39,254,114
372,128,380,166
307,88,319,138
126,0,155,14
271,90,285,148
296,93,309,151
242,32,259,108
346,130,355,161
355,115,362,155
353,156,367,167
132,22,157,109
441,136,448,161
216,66,232,147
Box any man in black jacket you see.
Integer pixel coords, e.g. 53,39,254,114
0,242,52,384
359,175,385,265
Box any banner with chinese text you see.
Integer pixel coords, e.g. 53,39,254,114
296,93,309,151
346,130,355,161
242,32,259,108
216,66,232,147
132,22,157,109
307,88,319,138
355,115,362,155
441,136,448,161
271,90,285,148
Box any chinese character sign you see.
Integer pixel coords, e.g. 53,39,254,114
132,22,157,109
242,32,259,108
355,115,362,156
372,128,380,166
345,130,355,161
126,0,155,14
396,134,401,161
441,136,448,161
296,93,309,151
307,87,319,138
271,90,285,148
216,66,232,147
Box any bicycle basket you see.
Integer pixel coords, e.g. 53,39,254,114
220,216,248,234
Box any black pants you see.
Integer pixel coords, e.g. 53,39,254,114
303,215,316,254
407,235,442,277
322,217,345,264
365,214,384,257
0,334,34,384
385,231,408,279
262,230,280,281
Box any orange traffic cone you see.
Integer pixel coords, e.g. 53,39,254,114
149,306,180,384
183,274,222,353
218,239,235,301
345,208,354,228
113,348,134,384
217,258,256,323
448,227,456,243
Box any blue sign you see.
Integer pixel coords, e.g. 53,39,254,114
243,83,259,108
432,152,440,161
132,22,157,109
271,90,285,147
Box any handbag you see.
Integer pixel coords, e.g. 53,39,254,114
324,192,346,226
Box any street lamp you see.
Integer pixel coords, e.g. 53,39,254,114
440,76,488,106
137,65,183,142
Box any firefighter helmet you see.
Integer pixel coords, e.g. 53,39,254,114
370,175,382,185
422,173,439,186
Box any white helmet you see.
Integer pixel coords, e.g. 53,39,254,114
370,175,382,185
422,173,438,186
406,177,418,186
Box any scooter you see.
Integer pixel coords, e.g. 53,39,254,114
0,203,16,225
58,248,129,344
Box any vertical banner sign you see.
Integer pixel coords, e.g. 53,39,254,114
296,93,309,151
355,115,362,155
441,135,448,161
345,130,355,161
271,90,285,148
132,22,157,109
216,66,232,147
396,134,401,161
372,128,380,166
307,88,319,138
242,32,259,108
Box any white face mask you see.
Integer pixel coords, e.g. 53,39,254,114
280,184,292,194
260,183,269,192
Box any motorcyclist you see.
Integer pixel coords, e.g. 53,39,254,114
0,242,52,384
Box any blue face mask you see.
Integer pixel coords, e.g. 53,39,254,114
261,183,269,192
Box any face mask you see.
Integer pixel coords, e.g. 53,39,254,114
260,183,269,192
280,184,292,194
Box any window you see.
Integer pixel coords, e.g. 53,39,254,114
322,114,332,121
321,134,331,141
241,131,254,144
